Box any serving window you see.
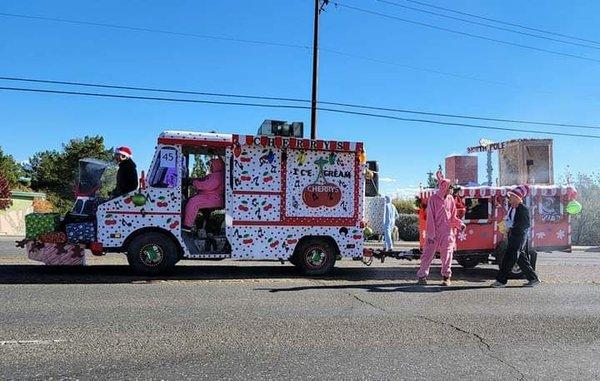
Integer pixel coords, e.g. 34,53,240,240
463,197,491,222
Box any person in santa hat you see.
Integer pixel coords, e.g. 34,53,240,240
111,146,138,197
417,171,465,286
491,184,540,288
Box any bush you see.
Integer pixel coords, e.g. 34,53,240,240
571,173,600,246
395,213,419,241
392,198,417,214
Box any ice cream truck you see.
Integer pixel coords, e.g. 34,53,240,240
417,184,578,273
65,130,367,275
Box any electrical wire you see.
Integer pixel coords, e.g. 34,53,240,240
334,2,600,64
2,85,600,139
2,9,593,95
377,0,600,51
402,0,600,46
0,11,310,50
3,75,600,131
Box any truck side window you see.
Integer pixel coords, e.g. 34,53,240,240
464,198,490,221
150,147,179,188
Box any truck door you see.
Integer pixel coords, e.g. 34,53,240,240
225,139,283,225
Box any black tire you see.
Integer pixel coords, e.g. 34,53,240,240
126,232,179,275
494,241,537,279
456,256,482,269
293,238,337,276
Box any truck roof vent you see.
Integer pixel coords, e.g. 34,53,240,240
257,120,304,138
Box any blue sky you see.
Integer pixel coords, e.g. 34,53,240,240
1,0,600,197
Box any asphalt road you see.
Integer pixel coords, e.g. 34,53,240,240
0,238,599,380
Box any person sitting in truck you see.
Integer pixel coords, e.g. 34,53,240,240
183,157,225,232
111,146,138,197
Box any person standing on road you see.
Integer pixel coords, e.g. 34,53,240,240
383,196,399,251
417,171,465,286
492,185,540,288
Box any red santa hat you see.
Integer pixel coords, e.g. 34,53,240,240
508,184,530,201
115,146,132,158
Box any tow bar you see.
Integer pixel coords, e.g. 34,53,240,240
362,248,419,266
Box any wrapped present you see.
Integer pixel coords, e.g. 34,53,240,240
25,213,61,240
38,231,68,245
26,242,86,266
66,222,95,244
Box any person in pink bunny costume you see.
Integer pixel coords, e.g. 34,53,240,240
183,157,225,231
417,171,465,286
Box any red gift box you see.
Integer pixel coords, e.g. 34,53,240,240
27,242,86,266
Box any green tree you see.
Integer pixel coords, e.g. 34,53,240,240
28,136,113,213
191,154,207,178
569,172,600,246
426,171,437,189
0,146,22,188
0,173,12,210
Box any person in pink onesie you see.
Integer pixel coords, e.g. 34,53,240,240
183,157,225,231
417,171,465,286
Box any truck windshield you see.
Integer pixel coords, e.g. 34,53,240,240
149,147,179,188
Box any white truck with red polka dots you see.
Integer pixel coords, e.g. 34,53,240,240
94,131,368,275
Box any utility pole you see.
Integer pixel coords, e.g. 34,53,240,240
310,0,328,140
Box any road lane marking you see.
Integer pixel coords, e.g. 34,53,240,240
0,339,66,346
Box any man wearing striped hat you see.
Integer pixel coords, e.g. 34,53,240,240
111,146,138,197
492,185,540,288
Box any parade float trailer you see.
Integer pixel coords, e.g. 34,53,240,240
23,128,408,275
417,183,578,272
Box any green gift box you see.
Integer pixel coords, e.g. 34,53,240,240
25,213,61,239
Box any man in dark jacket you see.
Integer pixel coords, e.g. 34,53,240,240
111,146,138,197
492,185,540,288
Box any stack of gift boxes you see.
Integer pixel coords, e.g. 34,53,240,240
25,213,96,266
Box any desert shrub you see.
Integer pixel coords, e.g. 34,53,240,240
396,213,419,241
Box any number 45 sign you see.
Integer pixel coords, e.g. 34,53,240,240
160,148,176,168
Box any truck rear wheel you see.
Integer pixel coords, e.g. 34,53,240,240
127,232,179,275
293,238,337,276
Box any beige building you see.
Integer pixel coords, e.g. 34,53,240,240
0,191,45,236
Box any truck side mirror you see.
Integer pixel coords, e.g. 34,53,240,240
139,171,146,190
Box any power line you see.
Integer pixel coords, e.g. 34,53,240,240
334,2,600,64
402,0,600,46
3,75,600,131
0,76,307,103
2,85,600,139
377,0,600,51
2,9,593,97
0,11,310,50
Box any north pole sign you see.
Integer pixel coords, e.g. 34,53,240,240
467,141,507,153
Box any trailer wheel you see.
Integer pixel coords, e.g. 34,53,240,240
493,242,537,279
127,232,179,275
456,256,481,269
293,238,337,276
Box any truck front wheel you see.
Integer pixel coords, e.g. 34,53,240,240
126,232,179,275
293,238,337,276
